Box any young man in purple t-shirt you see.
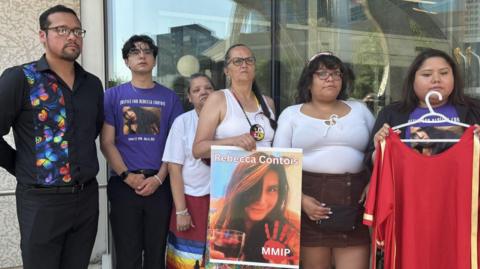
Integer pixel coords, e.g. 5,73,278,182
100,35,183,269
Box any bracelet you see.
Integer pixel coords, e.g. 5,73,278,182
153,174,162,185
176,208,189,216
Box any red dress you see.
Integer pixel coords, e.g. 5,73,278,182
363,126,480,269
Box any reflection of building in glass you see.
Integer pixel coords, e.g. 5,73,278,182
156,24,220,104
282,0,307,25
107,0,475,110
317,1,367,29
156,24,219,76
464,1,480,95
350,3,366,23
277,0,456,107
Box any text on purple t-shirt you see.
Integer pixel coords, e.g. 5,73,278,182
104,82,183,171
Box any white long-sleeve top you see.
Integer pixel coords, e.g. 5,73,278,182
273,100,374,174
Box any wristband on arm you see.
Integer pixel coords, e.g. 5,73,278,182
176,208,189,216
153,174,162,184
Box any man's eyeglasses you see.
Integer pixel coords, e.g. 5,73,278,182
228,57,256,66
314,70,343,81
44,26,86,37
128,48,154,57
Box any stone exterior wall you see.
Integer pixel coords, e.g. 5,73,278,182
0,1,80,268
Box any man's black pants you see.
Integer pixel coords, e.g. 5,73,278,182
16,180,99,269
108,176,172,269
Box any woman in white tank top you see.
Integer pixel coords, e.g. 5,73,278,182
193,44,276,159
193,44,280,267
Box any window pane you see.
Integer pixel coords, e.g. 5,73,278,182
107,0,272,108
278,0,479,113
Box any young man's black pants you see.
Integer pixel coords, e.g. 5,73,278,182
108,176,172,269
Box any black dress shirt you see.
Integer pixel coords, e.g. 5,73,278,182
0,55,104,186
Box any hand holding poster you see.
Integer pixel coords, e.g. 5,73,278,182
208,146,302,268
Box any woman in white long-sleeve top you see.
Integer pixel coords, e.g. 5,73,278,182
273,52,374,269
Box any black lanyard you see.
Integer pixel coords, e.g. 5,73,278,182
230,89,265,141
230,89,258,126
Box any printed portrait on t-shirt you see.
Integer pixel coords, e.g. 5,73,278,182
406,104,465,156
122,106,161,135
409,126,463,156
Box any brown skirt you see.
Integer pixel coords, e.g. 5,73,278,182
301,170,370,248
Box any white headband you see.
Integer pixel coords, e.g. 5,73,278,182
308,51,334,64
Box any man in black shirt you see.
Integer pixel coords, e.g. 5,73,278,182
0,5,103,269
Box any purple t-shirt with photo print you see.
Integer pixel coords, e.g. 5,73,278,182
406,104,461,138
405,104,465,156
104,82,183,171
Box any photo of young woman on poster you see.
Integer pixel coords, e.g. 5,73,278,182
209,151,300,267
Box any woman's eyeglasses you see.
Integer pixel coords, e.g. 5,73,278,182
228,57,256,66
314,70,342,81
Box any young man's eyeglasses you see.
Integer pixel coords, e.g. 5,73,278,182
228,57,256,66
314,70,343,81
128,48,154,57
44,26,86,37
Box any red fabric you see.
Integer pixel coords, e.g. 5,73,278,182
170,194,210,242
364,126,478,269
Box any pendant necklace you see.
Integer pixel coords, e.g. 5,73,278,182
230,89,265,141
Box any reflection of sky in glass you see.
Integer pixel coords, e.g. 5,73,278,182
418,0,456,13
108,0,234,81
